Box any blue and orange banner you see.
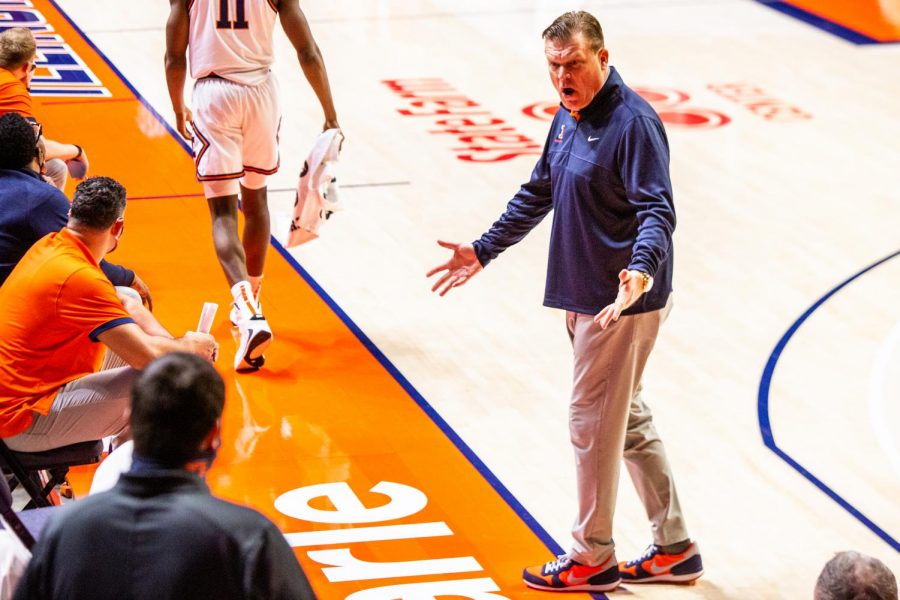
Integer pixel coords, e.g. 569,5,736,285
760,0,900,43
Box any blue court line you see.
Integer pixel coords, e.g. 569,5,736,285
48,2,605,596
758,249,900,553
270,243,592,575
753,1,899,45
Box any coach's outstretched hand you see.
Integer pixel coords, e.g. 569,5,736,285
427,240,482,296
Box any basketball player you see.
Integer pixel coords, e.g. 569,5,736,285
165,0,340,371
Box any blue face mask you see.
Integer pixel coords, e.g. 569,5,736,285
131,445,218,475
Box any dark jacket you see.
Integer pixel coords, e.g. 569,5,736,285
14,470,316,600
0,168,134,287
474,67,675,315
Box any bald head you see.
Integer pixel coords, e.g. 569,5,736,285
814,551,898,600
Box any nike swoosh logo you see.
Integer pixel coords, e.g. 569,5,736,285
644,560,672,575
588,136,599,142
566,573,595,585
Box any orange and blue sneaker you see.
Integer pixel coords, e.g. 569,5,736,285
618,541,703,584
523,554,621,592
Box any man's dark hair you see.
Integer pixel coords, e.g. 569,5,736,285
0,112,37,170
131,353,225,467
70,176,127,230
542,11,605,52
815,551,898,600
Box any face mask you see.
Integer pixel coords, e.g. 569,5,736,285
184,443,218,477
194,447,217,468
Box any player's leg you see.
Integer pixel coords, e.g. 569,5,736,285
193,77,270,371
206,186,271,371
239,181,269,294
214,74,280,371
239,71,281,303
207,191,248,286
192,77,247,287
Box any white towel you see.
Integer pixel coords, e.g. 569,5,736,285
287,128,344,247
89,440,133,495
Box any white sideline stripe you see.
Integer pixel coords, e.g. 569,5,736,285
285,521,453,547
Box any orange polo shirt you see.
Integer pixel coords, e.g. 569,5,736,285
0,67,34,119
0,229,133,437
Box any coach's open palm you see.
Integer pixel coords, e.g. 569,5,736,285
594,269,647,330
427,240,482,296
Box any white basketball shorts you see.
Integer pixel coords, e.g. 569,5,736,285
191,71,281,197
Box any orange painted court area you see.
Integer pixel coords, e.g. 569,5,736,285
32,1,582,597
786,0,900,41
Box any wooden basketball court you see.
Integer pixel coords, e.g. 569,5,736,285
14,0,900,597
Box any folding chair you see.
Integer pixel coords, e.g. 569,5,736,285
0,439,103,509
0,471,36,550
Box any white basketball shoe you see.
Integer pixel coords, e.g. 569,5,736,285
234,314,272,372
231,281,271,372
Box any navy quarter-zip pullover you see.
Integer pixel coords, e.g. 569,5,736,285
473,67,675,315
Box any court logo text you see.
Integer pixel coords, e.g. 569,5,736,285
383,78,542,163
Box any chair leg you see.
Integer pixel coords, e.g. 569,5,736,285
20,471,51,509
0,444,48,508
0,440,98,508
39,468,68,506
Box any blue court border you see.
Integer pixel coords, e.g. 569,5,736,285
754,0,899,45
48,2,607,597
758,249,900,553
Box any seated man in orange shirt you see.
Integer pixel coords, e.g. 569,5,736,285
0,176,218,452
0,27,88,190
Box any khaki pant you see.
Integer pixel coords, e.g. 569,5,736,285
43,158,68,191
566,298,688,566
5,352,134,453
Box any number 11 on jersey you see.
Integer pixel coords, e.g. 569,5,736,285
216,0,248,29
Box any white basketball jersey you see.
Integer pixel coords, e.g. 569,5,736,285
188,0,278,86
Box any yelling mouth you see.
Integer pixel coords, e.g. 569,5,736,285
562,87,575,98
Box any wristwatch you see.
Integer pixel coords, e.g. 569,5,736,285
636,271,653,293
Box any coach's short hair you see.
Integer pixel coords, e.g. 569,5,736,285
70,177,127,230
542,11,605,52
0,27,36,70
0,112,37,170
814,551,898,600
131,353,225,467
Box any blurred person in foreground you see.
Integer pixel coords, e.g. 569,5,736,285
14,353,316,600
